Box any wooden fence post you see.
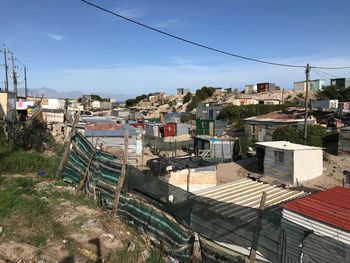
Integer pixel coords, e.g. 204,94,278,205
55,111,80,179
248,191,267,263
113,129,129,214
78,138,99,191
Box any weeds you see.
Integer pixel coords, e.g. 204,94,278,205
0,177,66,248
0,145,61,177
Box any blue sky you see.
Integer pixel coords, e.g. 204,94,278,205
1,0,350,99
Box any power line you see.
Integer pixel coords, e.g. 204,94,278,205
313,68,339,79
80,0,350,70
80,0,305,68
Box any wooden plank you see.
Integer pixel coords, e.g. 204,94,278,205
55,112,80,179
113,129,128,214
78,138,99,191
248,191,267,263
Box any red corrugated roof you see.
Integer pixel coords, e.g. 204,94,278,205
282,186,350,231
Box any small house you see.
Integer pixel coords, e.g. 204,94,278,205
257,82,276,93
41,98,66,110
195,119,227,136
244,111,316,142
111,108,130,118
196,102,222,120
255,141,323,185
144,123,176,138
244,84,257,94
194,135,234,162
281,187,350,262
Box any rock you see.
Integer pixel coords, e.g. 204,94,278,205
141,249,149,260
127,241,136,252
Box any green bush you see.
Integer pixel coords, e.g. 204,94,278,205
272,124,328,147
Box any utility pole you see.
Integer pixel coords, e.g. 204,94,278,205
11,53,17,100
304,64,311,142
3,48,9,91
24,66,28,98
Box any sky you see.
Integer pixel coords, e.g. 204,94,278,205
1,0,350,99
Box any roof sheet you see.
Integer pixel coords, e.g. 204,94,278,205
192,179,305,221
255,141,321,151
282,186,350,231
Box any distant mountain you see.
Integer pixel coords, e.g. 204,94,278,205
17,87,83,99
17,87,126,101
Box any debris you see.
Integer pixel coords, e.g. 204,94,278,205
101,233,115,240
86,219,97,225
0,226,3,234
62,239,68,244
37,170,45,177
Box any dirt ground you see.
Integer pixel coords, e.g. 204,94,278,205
0,177,154,263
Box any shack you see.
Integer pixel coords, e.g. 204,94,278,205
255,141,323,185
339,127,350,154
194,135,234,162
195,119,227,136
281,186,350,262
244,111,316,142
85,124,142,155
144,123,176,138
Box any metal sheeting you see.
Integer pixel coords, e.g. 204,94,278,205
193,179,305,220
61,131,194,261
281,218,350,263
282,186,350,232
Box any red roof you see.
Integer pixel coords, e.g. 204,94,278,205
282,186,350,231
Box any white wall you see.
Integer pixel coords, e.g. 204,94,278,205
293,149,323,183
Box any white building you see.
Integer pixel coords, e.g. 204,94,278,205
255,141,323,185
41,98,66,110
92,100,101,109
244,84,257,94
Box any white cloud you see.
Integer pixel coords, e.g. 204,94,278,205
112,6,144,19
47,33,65,41
153,18,184,29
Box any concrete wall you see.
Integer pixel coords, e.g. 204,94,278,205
293,150,323,183
42,112,65,123
168,166,217,192
264,148,294,184
0,92,15,122
339,128,350,153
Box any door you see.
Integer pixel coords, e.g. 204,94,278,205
256,146,265,173
209,122,214,136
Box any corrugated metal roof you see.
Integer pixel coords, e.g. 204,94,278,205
192,179,305,221
85,124,138,137
282,186,350,231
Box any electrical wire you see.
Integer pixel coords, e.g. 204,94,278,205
80,0,350,70
313,68,339,79
80,0,306,68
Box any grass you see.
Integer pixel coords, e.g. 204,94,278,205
0,145,61,177
0,177,95,250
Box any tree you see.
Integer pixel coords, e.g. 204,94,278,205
272,124,327,147
317,85,350,101
183,92,192,103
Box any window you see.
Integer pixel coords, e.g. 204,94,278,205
274,151,284,163
201,122,207,128
251,125,257,134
